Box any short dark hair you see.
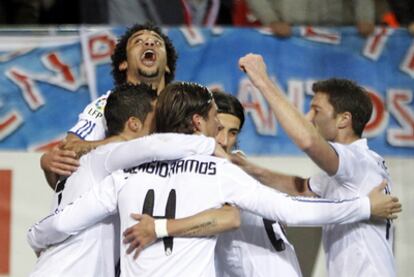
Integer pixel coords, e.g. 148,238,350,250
105,83,157,136
213,90,245,130
312,78,372,137
156,82,214,134
111,23,178,86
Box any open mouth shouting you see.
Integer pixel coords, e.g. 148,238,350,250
140,49,157,67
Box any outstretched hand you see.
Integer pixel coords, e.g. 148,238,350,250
123,213,157,259
369,180,402,220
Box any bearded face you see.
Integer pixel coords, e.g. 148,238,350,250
121,30,169,85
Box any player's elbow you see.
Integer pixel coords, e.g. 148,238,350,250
53,216,73,236
27,229,41,252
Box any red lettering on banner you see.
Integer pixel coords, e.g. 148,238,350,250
363,27,393,61
6,69,44,110
0,110,23,141
387,89,414,147
0,170,12,275
301,26,341,44
88,33,116,62
364,90,388,137
45,52,75,83
40,53,86,91
287,80,305,112
400,42,414,78
238,78,277,135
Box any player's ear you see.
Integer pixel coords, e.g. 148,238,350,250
191,113,203,133
127,117,143,133
337,111,352,129
119,61,128,71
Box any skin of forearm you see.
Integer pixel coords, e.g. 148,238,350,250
257,78,320,151
167,206,240,237
65,134,124,158
256,77,338,175
42,168,59,190
245,163,312,196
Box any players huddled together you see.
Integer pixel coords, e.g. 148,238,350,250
28,24,401,277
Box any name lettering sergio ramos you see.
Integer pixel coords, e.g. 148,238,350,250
125,159,217,177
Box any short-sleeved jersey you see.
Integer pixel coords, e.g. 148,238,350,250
309,139,395,277
28,134,215,277
29,153,371,277
215,211,302,277
69,91,110,140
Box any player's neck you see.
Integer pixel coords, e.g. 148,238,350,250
127,77,165,94
334,130,360,145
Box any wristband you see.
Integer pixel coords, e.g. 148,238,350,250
154,219,169,238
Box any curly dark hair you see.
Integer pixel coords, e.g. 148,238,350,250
111,23,178,86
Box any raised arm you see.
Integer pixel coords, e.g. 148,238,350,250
122,205,240,258
239,54,339,176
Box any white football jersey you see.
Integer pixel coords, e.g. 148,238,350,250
29,153,370,277
69,91,111,141
28,134,215,277
309,139,395,277
29,144,120,277
215,211,302,277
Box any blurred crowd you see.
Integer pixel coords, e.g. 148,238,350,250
0,0,413,36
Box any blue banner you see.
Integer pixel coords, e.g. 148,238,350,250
0,27,413,156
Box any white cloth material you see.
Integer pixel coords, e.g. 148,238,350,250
155,219,169,238
69,91,111,141
309,139,395,277
28,133,215,277
215,211,302,277
218,152,301,277
28,153,370,277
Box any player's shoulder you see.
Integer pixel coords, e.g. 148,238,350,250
186,154,228,164
88,90,112,111
94,140,123,154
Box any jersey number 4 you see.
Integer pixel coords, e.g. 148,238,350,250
142,189,176,256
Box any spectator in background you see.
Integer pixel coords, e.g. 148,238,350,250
107,0,224,26
386,0,414,34
0,0,41,24
244,0,376,37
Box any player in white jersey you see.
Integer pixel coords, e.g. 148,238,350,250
29,83,218,276
40,23,178,188
211,91,302,277
236,54,398,276
28,82,400,277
